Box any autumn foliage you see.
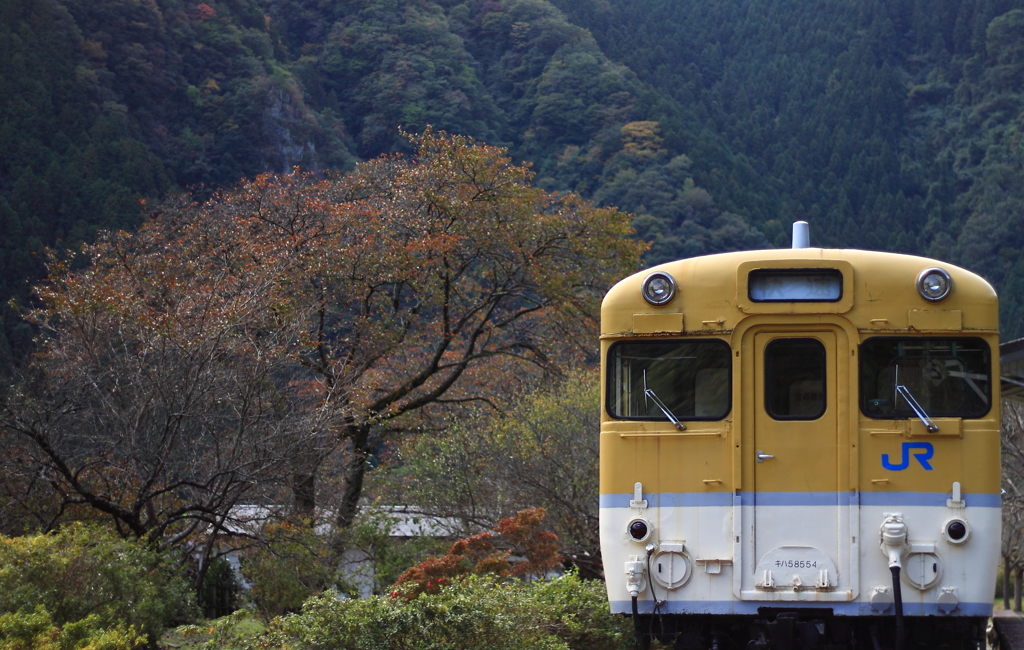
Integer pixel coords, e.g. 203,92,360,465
194,3,215,20
0,129,642,556
392,508,561,599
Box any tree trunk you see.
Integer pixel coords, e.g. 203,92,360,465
292,472,317,516
1006,556,1013,611
1015,566,1022,612
193,536,216,604
335,424,371,529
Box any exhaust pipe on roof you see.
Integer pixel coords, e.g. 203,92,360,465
792,221,810,249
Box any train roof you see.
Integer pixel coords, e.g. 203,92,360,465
601,247,998,337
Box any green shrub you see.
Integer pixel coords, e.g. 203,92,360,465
526,575,633,650
240,509,449,618
0,524,194,642
196,572,631,650
200,557,240,619
0,606,147,650
335,508,450,596
240,522,341,622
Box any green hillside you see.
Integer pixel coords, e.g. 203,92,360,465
549,0,1024,334
3,0,1024,365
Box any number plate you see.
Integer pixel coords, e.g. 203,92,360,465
755,546,837,590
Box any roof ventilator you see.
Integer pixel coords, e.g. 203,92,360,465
792,221,810,249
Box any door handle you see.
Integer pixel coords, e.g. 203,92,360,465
757,451,775,463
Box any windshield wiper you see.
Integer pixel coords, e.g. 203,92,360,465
643,370,686,431
896,385,939,433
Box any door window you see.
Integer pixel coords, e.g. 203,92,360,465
764,338,826,420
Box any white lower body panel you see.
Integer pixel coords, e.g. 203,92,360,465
600,491,999,618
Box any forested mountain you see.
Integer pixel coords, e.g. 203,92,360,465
4,0,1024,364
548,0,1024,333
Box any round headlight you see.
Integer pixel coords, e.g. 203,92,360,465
641,271,676,306
626,517,652,542
917,267,952,302
944,518,970,544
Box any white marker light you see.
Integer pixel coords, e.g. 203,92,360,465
916,267,953,302
641,271,676,306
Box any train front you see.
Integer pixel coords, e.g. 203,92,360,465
599,242,1000,649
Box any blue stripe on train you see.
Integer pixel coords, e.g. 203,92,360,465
599,491,1000,508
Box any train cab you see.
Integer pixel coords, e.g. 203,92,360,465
599,223,1000,650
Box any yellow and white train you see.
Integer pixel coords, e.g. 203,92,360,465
600,223,999,650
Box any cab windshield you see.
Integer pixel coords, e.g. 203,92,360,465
860,337,991,419
607,340,731,421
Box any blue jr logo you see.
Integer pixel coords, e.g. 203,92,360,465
882,442,934,470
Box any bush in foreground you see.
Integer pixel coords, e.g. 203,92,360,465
240,521,341,623
191,572,631,650
0,606,146,650
0,524,194,643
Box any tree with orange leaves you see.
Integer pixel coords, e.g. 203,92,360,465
0,129,643,555
0,198,336,591
298,129,645,528
392,508,562,599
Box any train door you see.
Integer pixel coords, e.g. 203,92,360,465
748,330,845,595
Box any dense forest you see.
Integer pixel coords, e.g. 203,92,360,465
3,0,1024,365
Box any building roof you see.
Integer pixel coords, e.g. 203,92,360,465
215,504,461,538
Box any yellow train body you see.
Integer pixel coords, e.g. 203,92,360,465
599,246,999,649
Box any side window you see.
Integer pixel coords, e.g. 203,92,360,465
764,338,826,420
860,337,991,419
607,340,731,421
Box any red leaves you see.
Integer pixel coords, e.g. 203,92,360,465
391,508,562,599
494,508,561,580
195,4,215,21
